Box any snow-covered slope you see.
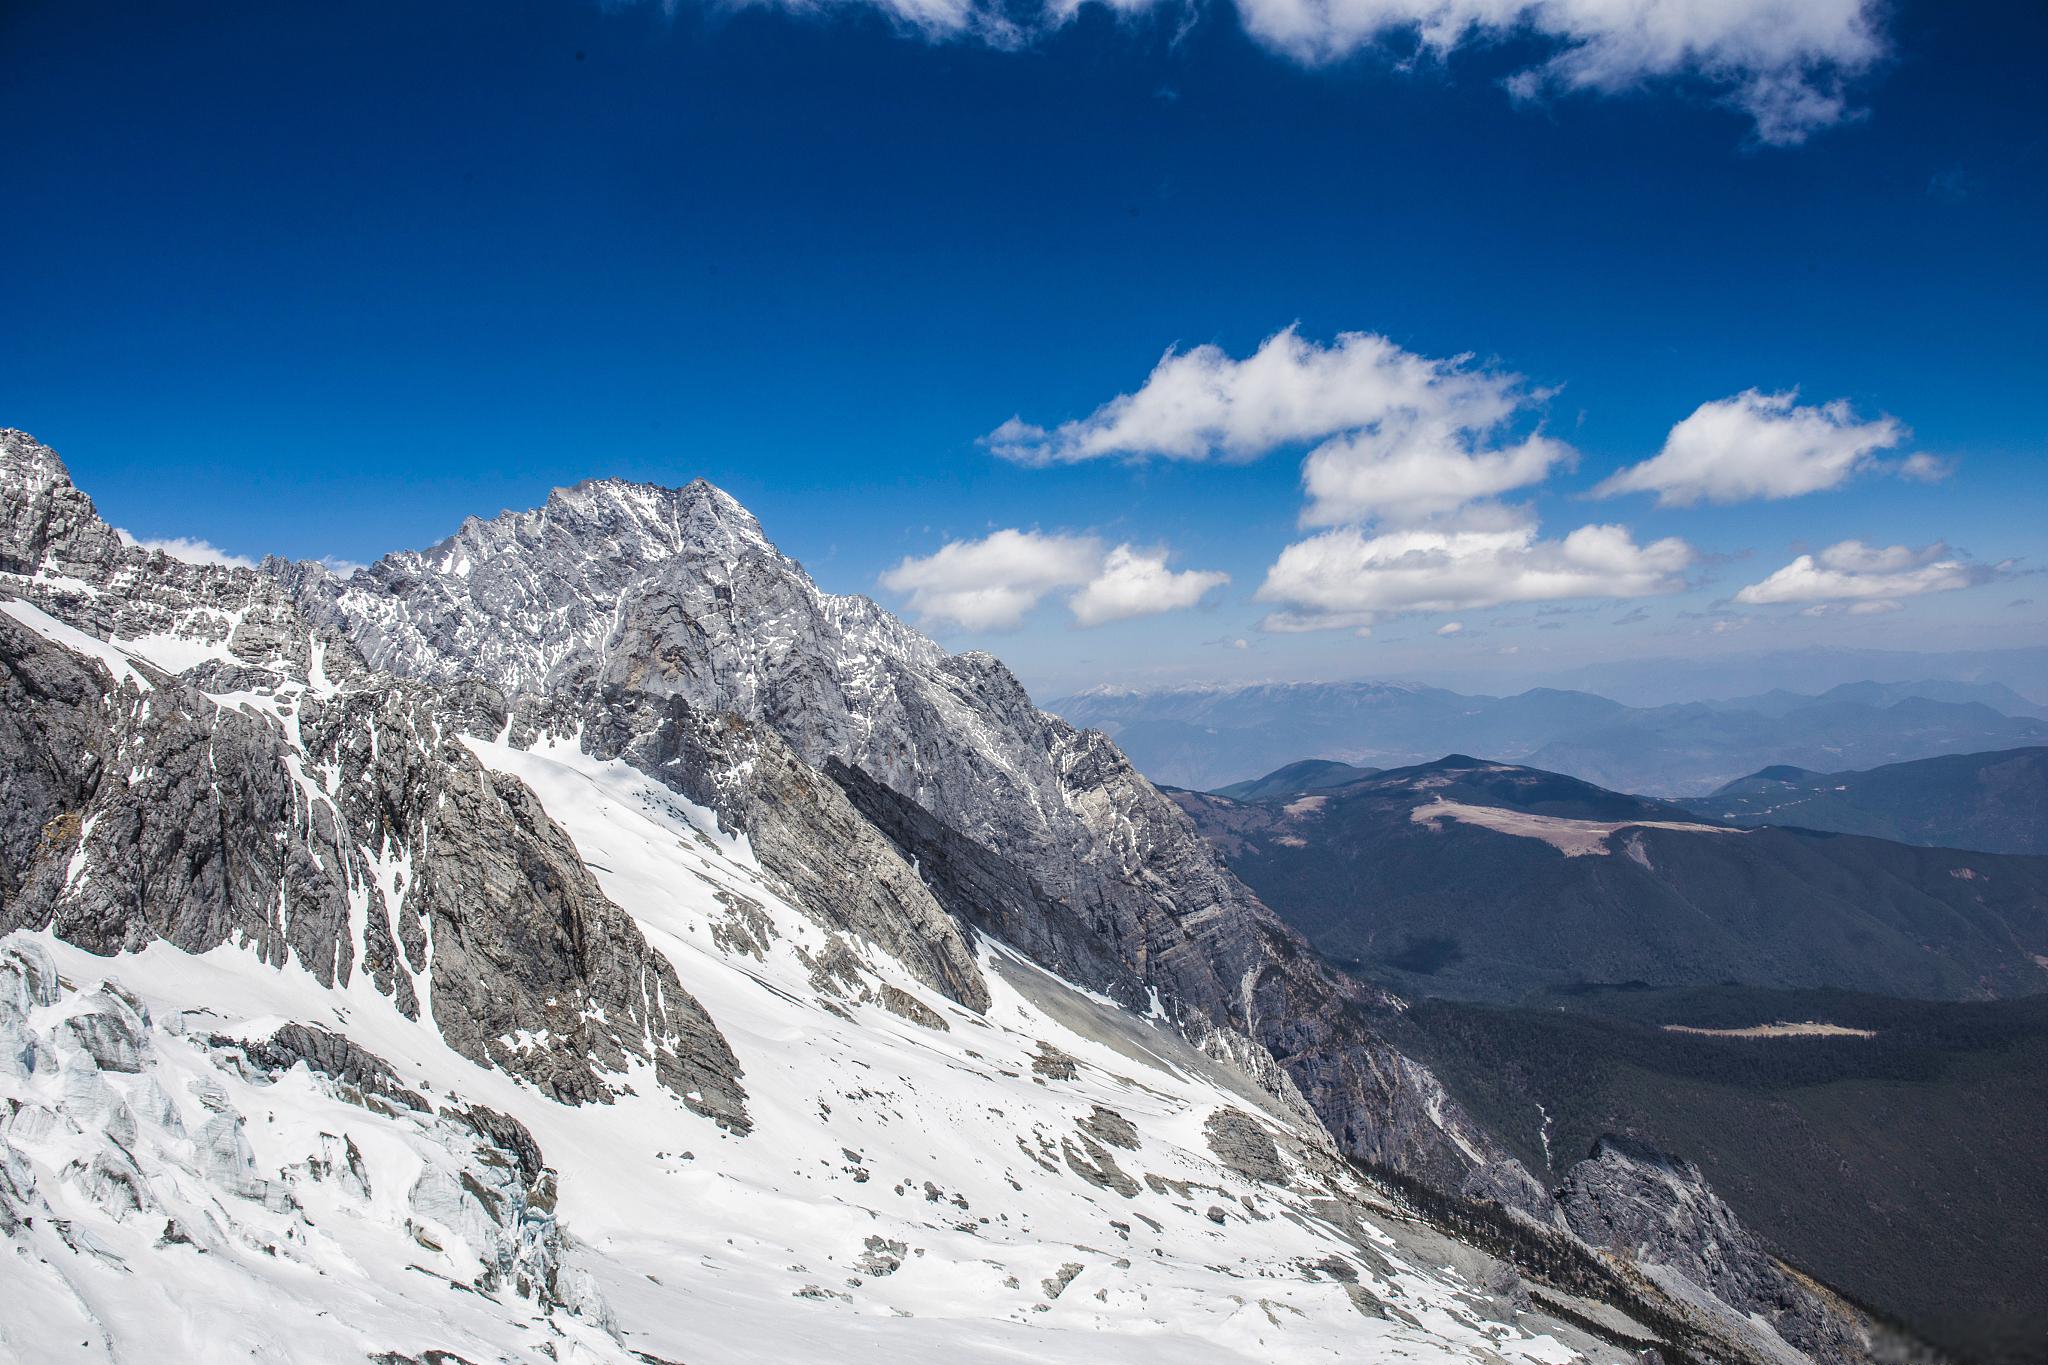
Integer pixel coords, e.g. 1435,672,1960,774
2,729,1609,1365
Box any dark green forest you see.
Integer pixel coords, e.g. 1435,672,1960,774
1394,986,2048,1365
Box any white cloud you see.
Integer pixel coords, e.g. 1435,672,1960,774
1596,389,1906,506
116,529,257,570
1734,540,2001,605
880,530,1226,630
1069,545,1229,626
1256,515,1692,631
1299,418,1573,526
1435,620,1464,636
1896,451,1953,483
880,529,1102,631
318,555,368,577
711,0,1883,143
989,327,1569,525
1235,0,1884,144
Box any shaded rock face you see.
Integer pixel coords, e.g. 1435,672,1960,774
283,465,1546,1212
825,760,1144,1009
0,434,745,1129
572,687,990,1014
1559,1137,1867,1365
0,612,355,977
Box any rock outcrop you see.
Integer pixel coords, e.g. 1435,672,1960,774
1559,1137,1873,1365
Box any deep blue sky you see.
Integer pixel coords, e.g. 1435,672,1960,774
3,0,2042,695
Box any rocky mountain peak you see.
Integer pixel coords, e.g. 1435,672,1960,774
0,428,127,580
286,464,1555,1216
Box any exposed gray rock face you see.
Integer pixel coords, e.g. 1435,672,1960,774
1204,1108,1286,1185
1559,1137,1871,1365
288,472,1543,1210
0,429,130,580
237,1023,431,1112
0,610,355,975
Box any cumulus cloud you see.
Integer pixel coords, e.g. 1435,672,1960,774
1069,545,1230,626
989,327,1570,525
1255,516,1692,632
880,530,1225,630
880,529,1102,630
714,0,1884,143
1734,540,2002,606
116,530,258,570
1435,620,1464,636
1300,419,1573,526
1595,389,1908,506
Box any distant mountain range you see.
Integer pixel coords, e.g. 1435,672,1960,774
1680,747,2048,855
1168,755,2048,1004
1053,678,2048,795
1711,678,2046,719
1428,645,2048,709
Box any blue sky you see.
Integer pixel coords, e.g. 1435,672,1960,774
2,0,2042,696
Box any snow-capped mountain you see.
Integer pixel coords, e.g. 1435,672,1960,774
284,470,1540,1205
1,429,1901,1364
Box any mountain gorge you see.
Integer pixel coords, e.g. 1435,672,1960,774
0,428,1924,1365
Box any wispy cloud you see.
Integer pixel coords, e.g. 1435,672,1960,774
706,0,1886,143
